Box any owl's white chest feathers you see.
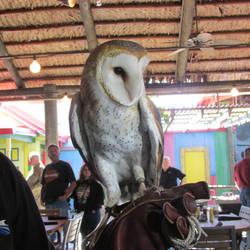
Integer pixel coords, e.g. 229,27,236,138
84,97,143,161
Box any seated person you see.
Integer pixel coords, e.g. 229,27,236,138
0,152,54,250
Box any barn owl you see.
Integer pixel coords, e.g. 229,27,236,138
69,40,163,207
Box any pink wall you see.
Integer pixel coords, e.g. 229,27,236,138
164,133,175,166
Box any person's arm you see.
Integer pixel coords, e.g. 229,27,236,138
58,163,77,201
180,177,185,185
40,169,46,207
234,165,240,190
177,169,186,186
58,181,76,201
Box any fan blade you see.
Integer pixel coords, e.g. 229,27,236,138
200,47,216,57
196,33,213,43
213,38,242,46
167,48,186,57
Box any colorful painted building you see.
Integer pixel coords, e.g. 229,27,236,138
164,128,231,186
1,102,249,188
0,104,67,177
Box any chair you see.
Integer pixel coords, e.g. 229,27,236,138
40,208,61,217
191,226,237,250
61,212,84,250
40,209,62,245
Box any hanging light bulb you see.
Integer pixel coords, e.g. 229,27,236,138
61,94,70,103
57,0,76,8
68,0,76,8
96,0,102,6
29,57,41,74
230,87,239,97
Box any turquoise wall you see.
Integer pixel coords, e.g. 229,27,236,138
214,131,230,185
60,149,83,179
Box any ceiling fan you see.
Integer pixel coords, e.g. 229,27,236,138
167,32,242,58
167,1,241,58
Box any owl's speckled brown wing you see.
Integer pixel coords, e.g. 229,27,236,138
139,95,164,186
69,92,93,168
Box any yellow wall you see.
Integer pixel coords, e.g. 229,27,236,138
0,139,25,173
181,146,210,185
184,151,206,183
0,136,44,177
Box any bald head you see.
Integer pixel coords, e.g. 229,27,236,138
162,156,170,172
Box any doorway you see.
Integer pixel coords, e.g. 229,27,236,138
180,147,210,184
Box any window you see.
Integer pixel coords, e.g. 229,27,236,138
0,148,6,155
11,148,19,161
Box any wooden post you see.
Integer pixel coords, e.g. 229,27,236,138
5,137,11,159
44,84,58,164
78,0,98,52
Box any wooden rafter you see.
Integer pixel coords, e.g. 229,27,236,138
175,0,195,83
0,80,249,101
78,0,98,51
0,40,24,88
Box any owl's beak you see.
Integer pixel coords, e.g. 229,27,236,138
125,76,145,106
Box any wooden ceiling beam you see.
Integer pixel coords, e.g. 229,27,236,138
175,0,195,83
0,80,249,101
0,1,247,17
0,85,80,101
78,0,98,51
0,3,182,16
0,40,24,89
2,17,249,34
2,31,248,49
3,41,249,61
0,20,180,34
0,69,249,84
146,80,250,95
145,69,250,77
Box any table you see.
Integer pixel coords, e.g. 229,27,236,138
42,217,68,244
199,213,250,249
200,214,250,233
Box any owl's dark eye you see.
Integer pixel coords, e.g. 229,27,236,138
114,67,126,79
114,67,127,81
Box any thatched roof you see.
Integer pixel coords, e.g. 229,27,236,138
0,0,249,101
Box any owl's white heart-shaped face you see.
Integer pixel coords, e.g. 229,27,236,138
99,53,149,106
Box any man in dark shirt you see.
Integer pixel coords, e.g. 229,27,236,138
41,144,76,216
41,144,76,242
234,147,250,207
0,152,54,250
160,156,185,189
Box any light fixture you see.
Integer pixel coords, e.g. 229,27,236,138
96,0,102,6
230,87,239,97
61,94,70,103
29,57,41,74
68,0,76,8
57,0,76,8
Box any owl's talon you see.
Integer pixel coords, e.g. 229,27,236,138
138,182,146,195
